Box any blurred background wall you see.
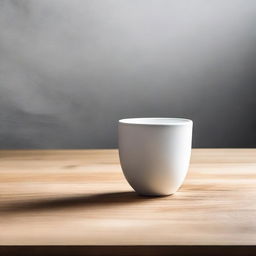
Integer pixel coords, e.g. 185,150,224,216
0,0,255,148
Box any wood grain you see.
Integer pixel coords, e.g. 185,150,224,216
0,149,256,247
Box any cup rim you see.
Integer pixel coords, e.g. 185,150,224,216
119,117,192,126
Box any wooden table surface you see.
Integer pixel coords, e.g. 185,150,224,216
0,149,256,255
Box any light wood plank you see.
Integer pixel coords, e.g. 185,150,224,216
0,149,255,245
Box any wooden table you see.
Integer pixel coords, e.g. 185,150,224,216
0,149,256,255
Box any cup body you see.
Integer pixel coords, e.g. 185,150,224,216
118,118,193,196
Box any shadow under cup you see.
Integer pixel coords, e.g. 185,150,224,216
118,118,193,196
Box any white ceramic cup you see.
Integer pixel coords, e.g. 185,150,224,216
118,118,193,196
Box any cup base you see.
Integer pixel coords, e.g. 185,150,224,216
136,191,174,197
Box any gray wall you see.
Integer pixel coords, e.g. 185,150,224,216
0,0,255,148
